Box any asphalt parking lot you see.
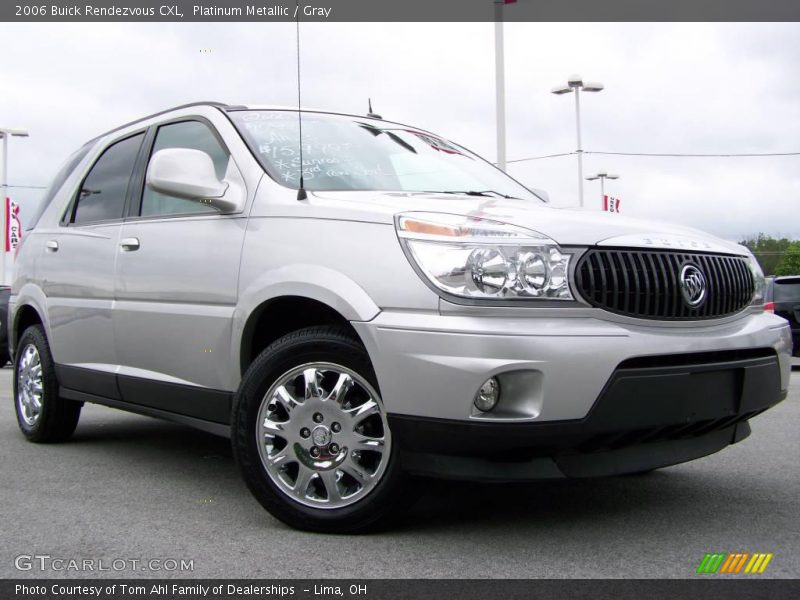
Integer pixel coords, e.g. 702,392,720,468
1,363,798,579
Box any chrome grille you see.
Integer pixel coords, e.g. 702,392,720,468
574,249,754,320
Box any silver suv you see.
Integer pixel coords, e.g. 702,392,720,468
10,102,793,532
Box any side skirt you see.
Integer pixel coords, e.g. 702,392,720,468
56,364,232,438
59,387,231,438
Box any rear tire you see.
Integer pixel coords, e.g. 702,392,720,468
232,326,416,533
14,325,81,443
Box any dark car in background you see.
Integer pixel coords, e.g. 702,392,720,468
766,276,800,356
0,286,9,367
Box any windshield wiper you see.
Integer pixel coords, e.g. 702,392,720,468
426,190,522,200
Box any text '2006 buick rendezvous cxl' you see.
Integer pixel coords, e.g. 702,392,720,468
10,102,793,531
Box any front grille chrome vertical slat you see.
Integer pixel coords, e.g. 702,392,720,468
668,253,682,319
576,249,753,321
654,253,671,318
616,252,631,314
736,259,750,307
595,252,608,307
715,256,728,316
719,256,733,315
608,252,620,310
676,253,688,319
731,258,743,310
703,254,720,316
716,258,733,313
628,251,642,315
636,252,651,316
649,253,659,317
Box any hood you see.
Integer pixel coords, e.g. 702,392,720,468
309,191,748,255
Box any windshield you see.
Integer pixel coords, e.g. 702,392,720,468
229,110,541,200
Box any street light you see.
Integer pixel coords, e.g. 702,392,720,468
551,74,604,208
586,171,620,208
0,127,30,286
494,0,517,171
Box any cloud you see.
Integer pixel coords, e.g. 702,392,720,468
1,21,798,239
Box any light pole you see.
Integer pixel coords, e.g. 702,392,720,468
586,171,620,208
551,75,604,208
0,127,29,285
494,0,516,171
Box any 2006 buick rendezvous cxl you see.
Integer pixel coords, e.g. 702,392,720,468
10,102,792,532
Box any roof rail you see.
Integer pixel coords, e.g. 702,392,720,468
89,101,247,143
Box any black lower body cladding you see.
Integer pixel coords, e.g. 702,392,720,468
389,349,786,480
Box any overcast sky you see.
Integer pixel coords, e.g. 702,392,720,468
1,22,799,240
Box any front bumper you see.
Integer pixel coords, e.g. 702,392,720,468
353,310,791,479
389,351,785,479
354,310,791,422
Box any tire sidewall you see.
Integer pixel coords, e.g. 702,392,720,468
14,325,59,440
232,328,407,532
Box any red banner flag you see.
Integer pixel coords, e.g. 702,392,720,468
6,197,22,252
603,194,621,214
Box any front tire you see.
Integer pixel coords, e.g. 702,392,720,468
14,325,81,443
232,326,415,533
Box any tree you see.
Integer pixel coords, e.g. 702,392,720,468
739,233,793,276
775,241,800,276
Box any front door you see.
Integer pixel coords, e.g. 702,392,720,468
113,119,248,423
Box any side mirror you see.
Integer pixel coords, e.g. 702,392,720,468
146,148,242,213
531,188,550,203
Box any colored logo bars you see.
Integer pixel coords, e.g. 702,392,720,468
696,552,774,574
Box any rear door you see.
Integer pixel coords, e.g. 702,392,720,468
112,118,248,423
42,132,145,398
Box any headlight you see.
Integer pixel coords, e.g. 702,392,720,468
396,212,573,300
748,254,766,305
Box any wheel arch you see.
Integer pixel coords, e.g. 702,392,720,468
11,292,48,356
235,268,381,376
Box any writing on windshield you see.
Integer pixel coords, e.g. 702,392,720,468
230,110,538,200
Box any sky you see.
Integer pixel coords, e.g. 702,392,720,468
1,21,799,240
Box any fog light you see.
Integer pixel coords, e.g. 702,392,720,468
474,377,500,412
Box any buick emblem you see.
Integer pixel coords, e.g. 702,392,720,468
680,264,707,308
311,425,331,447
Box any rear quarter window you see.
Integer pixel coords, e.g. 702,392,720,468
27,141,94,230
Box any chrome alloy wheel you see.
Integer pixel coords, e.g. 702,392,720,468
17,343,44,427
256,362,391,509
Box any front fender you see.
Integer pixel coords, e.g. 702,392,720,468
231,264,381,372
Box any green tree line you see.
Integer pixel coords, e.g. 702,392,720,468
739,233,800,276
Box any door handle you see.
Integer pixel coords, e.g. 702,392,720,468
45,240,59,252
120,237,140,252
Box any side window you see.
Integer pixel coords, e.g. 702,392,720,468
31,142,93,230
71,133,144,225
141,120,229,217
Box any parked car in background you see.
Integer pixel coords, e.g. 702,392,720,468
766,276,800,356
8,102,794,532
